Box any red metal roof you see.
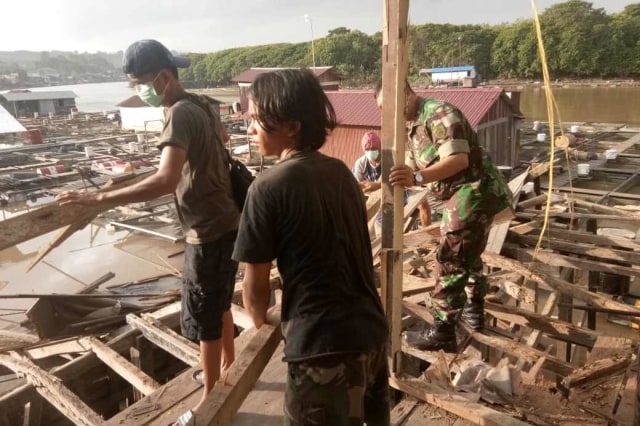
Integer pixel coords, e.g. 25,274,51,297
233,67,336,83
320,125,378,170
325,87,521,129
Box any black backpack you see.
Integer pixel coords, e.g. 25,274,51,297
185,93,254,210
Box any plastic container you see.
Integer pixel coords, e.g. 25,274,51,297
577,163,590,176
84,146,94,158
136,133,145,143
533,121,541,131
605,149,618,160
536,133,546,142
129,142,139,153
570,125,580,133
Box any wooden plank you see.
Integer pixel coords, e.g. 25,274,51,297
189,315,282,425
81,336,160,396
126,313,200,367
390,398,418,426
562,337,634,389
401,300,572,375
105,320,259,426
538,185,640,201
485,170,528,254
503,245,640,279
230,342,287,426
510,233,640,265
0,353,104,426
0,171,152,251
571,198,640,218
389,377,529,426
542,228,640,251
485,302,600,349
379,0,410,376
482,252,640,315
518,210,640,224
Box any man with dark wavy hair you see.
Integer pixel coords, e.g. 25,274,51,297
234,69,390,426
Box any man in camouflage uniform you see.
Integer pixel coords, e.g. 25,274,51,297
377,81,512,352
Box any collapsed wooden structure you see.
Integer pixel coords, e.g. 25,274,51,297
2,2,640,424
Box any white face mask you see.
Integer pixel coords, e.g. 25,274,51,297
365,150,379,161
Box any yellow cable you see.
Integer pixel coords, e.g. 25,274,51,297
530,0,575,258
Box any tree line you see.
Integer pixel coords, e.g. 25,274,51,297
179,1,640,86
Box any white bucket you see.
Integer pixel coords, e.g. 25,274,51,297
136,133,145,143
577,163,590,176
84,146,94,158
536,133,546,142
605,149,618,160
48,112,54,119
533,121,541,131
128,142,139,153
33,112,39,119
570,125,580,133
522,182,535,194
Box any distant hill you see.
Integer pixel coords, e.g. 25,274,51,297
0,50,122,72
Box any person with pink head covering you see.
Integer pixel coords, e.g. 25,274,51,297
353,131,382,192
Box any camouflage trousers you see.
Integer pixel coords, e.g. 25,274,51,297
284,345,390,426
432,190,494,322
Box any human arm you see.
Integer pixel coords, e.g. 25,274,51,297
242,262,273,328
389,153,469,188
55,145,186,206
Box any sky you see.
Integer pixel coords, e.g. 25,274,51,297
0,0,632,54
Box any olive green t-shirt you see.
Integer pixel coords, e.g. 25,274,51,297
157,99,239,244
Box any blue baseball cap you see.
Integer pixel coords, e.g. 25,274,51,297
123,39,190,77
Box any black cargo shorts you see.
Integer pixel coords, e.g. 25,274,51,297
181,231,238,341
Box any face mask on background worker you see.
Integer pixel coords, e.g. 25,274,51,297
365,150,379,162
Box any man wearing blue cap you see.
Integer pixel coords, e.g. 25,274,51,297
56,40,240,416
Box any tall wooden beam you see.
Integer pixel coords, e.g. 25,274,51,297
380,0,409,375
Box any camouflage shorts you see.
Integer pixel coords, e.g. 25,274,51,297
284,345,390,426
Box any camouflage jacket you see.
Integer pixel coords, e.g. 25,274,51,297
409,98,511,212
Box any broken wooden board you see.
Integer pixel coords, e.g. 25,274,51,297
563,337,635,390
484,169,529,255
482,252,640,316
389,376,529,426
126,313,200,367
80,336,160,396
104,324,258,426
485,301,601,349
0,352,105,426
0,171,152,251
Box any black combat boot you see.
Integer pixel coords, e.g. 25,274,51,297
403,320,457,353
460,296,484,331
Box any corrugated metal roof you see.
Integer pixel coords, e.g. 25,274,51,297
233,66,335,83
0,90,77,102
0,104,27,134
320,125,378,169
423,66,476,73
326,87,518,129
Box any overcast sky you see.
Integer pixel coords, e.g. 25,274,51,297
0,0,632,53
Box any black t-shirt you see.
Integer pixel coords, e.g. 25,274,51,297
232,151,388,362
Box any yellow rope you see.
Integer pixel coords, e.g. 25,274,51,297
530,0,575,258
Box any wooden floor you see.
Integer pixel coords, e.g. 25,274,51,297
231,342,287,425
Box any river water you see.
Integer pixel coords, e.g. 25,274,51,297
512,85,640,127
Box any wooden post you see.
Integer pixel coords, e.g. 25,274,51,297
586,218,599,330
380,0,409,375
